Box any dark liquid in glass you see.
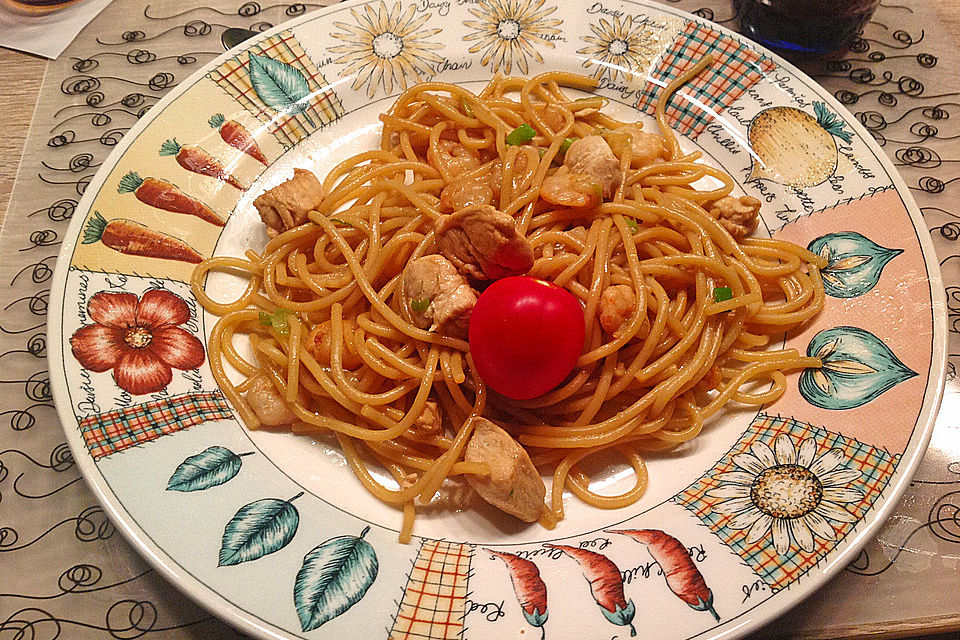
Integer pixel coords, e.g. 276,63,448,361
734,0,880,59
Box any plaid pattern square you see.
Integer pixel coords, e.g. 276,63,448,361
635,22,775,138
209,31,345,148
674,413,898,592
79,391,233,460
390,540,473,640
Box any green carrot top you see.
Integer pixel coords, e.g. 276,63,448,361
82,211,108,244
209,113,225,128
159,139,183,156
118,171,145,193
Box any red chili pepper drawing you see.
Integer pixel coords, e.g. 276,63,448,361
609,529,719,622
160,139,246,190
544,544,635,636
118,172,225,227
486,549,548,639
209,113,269,165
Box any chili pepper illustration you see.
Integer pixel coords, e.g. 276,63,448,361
83,211,203,263
608,529,719,622
118,172,225,227
544,544,635,636
209,113,269,165
159,139,246,190
486,549,548,639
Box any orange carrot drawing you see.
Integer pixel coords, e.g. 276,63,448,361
118,172,225,227
609,529,719,622
209,113,268,165
83,211,203,264
160,139,246,190
544,544,635,636
486,550,548,639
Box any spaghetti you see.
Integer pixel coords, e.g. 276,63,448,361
192,57,825,541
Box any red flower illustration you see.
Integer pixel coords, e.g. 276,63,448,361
70,289,205,395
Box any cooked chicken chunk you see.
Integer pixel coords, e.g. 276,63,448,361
563,135,622,199
435,204,534,280
599,284,638,338
403,255,477,338
464,417,545,522
253,168,325,237
412,400,443,436
306,319,362,369
246,374,296,427
615,123,668,166
708,195,762,239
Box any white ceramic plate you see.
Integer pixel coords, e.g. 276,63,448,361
48,1,947,639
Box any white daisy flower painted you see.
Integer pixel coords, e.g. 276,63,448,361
707,434,864,554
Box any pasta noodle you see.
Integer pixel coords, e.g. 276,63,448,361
192,57,825,542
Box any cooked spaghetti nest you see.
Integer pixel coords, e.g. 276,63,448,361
192,57,826,542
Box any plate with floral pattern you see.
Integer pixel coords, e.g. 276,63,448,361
47,1,947,639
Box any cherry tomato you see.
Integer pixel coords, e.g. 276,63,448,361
469,276,585,400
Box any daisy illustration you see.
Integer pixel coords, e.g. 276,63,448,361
707,434,864,554
463,0,562,75
329,1,444,98
578,16,661,84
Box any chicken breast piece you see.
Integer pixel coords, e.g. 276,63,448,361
707,195,762,239
563,135,622,199
412,400,443,436
464,417,545,522
253,168,325,237
245,374,296,427
403,255,478,338
435,204,534,280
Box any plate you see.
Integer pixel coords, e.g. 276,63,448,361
47,1,947,638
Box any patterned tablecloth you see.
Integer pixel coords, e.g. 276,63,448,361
0,1,957,638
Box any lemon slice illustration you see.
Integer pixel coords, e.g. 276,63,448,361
748,102,853,188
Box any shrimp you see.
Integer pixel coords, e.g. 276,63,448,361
540,167,602,209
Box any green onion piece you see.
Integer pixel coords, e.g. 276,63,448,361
461,96,474,118
259,309,290,335
559,137,576,154
538,148,547,158
411,298,430,312
506,123,536,146
713,286,733,302
626,218,639,233
329,217,354,228
258,312,272,326
591,183,603,201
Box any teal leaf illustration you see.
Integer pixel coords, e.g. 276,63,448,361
814,101,853,144
600,600,636,636
294,525,378,632
219,492,303,566
800,327,917,409
248,52,316,128
808,232,903,298
167,446,251,492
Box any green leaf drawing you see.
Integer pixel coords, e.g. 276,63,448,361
219,493,303,566
813,102,853,144
294,525,378,632
166,446,251,492
248,52,316,128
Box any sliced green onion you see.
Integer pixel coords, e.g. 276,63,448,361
591,183,603,201
258,311,272,326
329,217,354,228
626,218,639,233
559,137,576,154
411,298,430,312
506,123,536,146
461,96,474,117
538,148,547,158
713,286,733,302
259,309,290,335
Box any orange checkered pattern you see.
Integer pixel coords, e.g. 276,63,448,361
635,22,775,138
674,413,898,592
79,391,233,460
390,540,473,640
208,30,344,148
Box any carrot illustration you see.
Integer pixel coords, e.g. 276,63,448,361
544,544,635,636
83,211,203,263
118,172,225,227
160,139,246,190
486,549,548,638
609,529,719,622
209,113,268,165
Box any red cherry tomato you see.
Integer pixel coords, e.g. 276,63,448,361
469,276,585,400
